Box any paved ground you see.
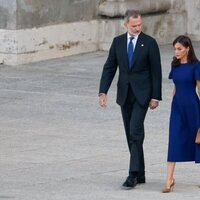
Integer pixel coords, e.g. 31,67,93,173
0,43,200,200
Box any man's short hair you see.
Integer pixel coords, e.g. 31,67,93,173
124,10,141,22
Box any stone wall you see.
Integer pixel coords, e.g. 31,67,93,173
16,0,99,29
98,0,171,17
185,0,200,40
0,0,99,30
0,0,200,65
0,0,17,29
98,0,186,49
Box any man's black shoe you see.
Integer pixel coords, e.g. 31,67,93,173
121,177,137,190
137,175,146,184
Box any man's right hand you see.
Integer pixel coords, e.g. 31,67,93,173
99,94,107,107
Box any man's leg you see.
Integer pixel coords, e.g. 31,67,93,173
120,86,148,189
128,100,148,180
121,103,132,153
120,86,135,153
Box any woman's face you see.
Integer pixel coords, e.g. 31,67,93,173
174,42,189,62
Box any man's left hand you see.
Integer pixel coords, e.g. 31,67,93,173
149,100,159,110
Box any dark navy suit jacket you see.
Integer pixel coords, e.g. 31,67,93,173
99,32,162,107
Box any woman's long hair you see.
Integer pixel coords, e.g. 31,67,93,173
171,35,199,67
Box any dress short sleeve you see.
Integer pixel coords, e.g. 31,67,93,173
195,62,200,80
168,68,173,79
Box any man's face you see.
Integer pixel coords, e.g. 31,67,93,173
125,16,142,36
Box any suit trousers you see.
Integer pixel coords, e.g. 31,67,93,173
121,85,148,177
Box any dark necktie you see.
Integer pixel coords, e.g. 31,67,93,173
128,37,134,68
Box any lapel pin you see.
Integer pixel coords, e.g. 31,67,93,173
141,44,144,46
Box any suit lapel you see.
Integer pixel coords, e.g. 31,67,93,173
132,32,144,68
120,33,129,70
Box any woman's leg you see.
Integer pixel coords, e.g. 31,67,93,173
162,162,176,192
166,162,176,182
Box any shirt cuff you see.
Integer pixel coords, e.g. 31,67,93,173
98,93,106,97
151,99,159,102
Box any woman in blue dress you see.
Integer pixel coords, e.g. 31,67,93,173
162,35,200,193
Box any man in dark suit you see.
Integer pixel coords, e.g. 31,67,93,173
98,10,162,189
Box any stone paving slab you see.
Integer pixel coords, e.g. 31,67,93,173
0,43,200,200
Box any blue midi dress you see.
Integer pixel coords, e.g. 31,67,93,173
167,62,200,163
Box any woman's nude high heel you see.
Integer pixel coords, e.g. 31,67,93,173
162,178,175,193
